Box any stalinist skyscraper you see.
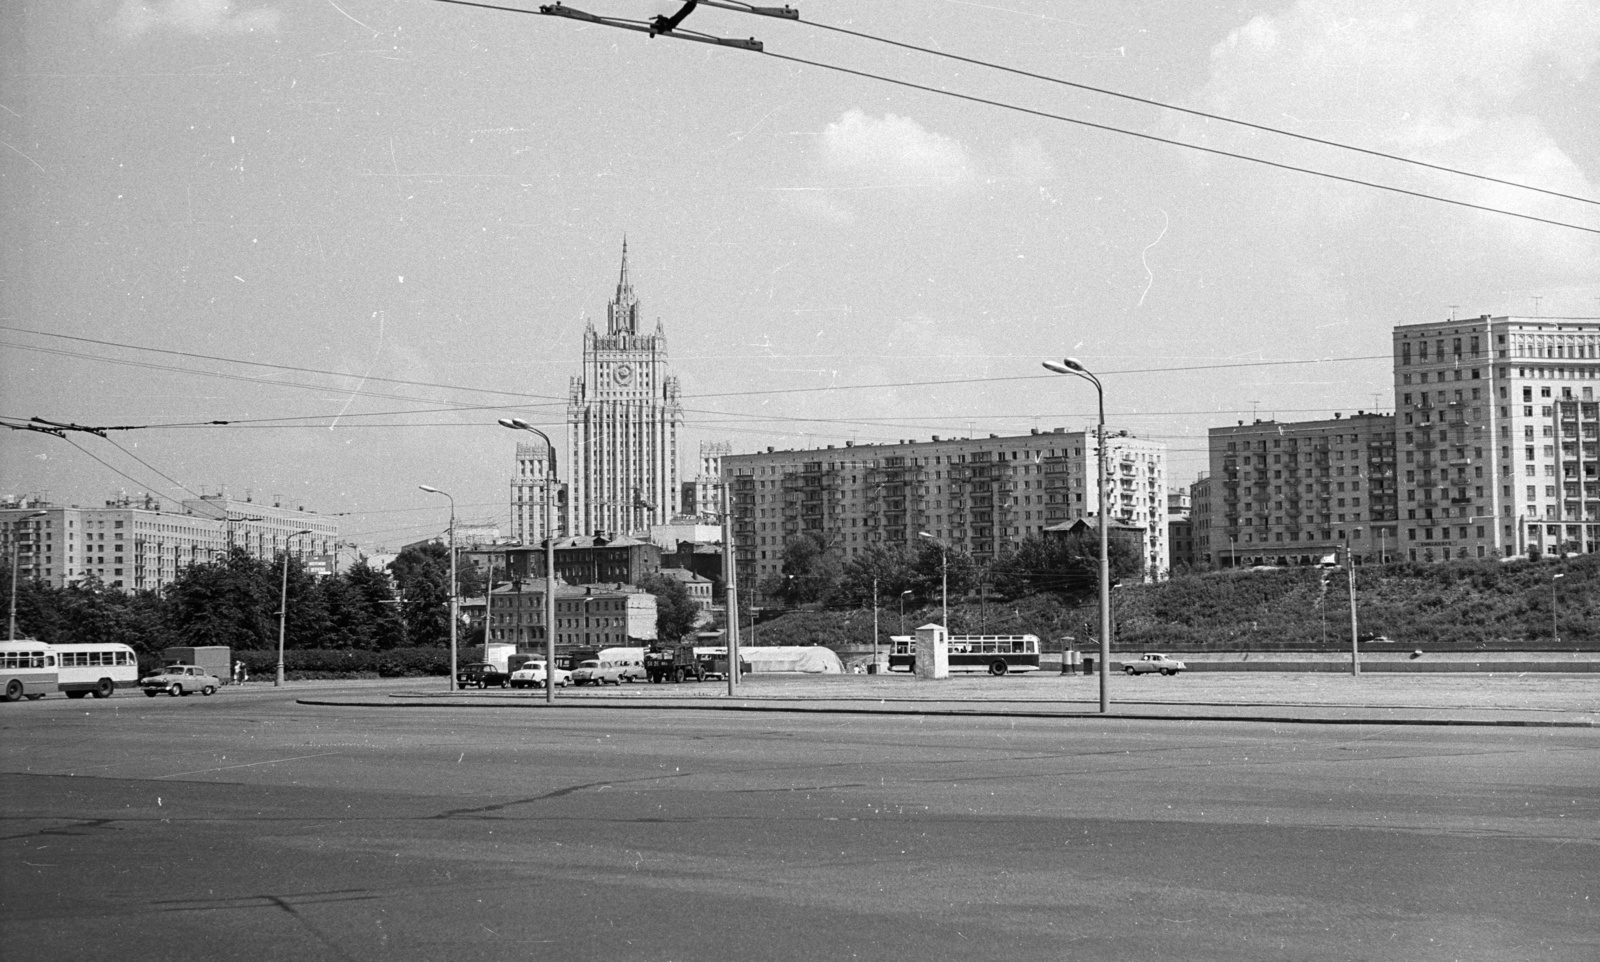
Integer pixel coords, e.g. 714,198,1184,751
566,242,684,537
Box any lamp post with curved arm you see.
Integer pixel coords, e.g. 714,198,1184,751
418,486,458,692
1043,357,1111,714
499,419,560,705
916,532,949,633
276,529,314,687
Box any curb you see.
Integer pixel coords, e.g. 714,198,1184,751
293,697,1597,728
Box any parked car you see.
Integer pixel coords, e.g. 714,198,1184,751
509,660,570,689
140,664,221,697
456,662,510,689
570,659,625,686
1122,653,1186,676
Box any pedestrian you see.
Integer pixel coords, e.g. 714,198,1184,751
234,660,246,685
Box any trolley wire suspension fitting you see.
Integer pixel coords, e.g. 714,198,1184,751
537,2,779,51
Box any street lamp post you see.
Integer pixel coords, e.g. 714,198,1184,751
1548,573,1561,640
917,532,949,633
1043,357,1111,713
498,419,560,705
871,577,879,675
1345,536,1360,676
276,528,314,687
418,486,458,692
8,511,48,640
899,589,912,636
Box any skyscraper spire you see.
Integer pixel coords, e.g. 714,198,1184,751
608,237,639,335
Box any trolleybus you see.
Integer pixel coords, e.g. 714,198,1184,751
0,640,57,701
52,643,138,698
887,634,1041,675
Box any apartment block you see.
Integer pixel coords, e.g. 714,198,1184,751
724,428,1169,588
1395,315,1600,560
1205,413,1398,567
2,492,337,591
508,441,567,546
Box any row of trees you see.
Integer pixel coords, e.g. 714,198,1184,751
5,540,703,660
760,531,1143,611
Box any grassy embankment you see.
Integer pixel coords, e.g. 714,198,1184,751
747,555,1599,652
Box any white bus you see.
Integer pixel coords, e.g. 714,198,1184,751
0,640,58,701
52,643,139,699
887,634,1042,675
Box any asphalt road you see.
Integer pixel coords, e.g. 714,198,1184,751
3,685,1596,962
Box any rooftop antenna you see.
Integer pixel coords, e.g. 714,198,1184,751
1250,400,1261,421
1449,304,1459,320
1532,296,1542,317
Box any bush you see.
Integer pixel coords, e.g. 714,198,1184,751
236,647,450,680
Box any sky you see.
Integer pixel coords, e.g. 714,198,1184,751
3,0,1598,553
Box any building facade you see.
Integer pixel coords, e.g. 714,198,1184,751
566,242,684,538
723,428,1169,588
509,441,567,547
553,586,658,650
681,441,730,520
1395,315,1600,560
1,492,337,592
1204,413,1397,567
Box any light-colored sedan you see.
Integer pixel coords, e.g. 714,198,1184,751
509,660,570,689
1122,653,1187,676
570,659,625,686
139,664,221,697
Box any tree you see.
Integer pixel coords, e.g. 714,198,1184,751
775,532,841,605
910,538,981,602
389,542,451,647
344,559,404,650
639,573,700,644
989,532,1142,600
164,548,276,650
834,543,918,608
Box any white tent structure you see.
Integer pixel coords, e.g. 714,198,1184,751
739,646,845,674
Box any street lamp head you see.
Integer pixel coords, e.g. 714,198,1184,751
418,484,442,494
498,417,536,430
1553,572,1564,580
918,531,934,540
1042,357,1089,375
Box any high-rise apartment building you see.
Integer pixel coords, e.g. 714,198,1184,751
508,442,566,546
1394,315,1599,560
1203,414,1398,567
566,242,684,537
724,428,1169,587
681,441,730,520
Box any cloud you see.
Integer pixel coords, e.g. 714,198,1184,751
1183,0,1600,298
821,110,973,189
111,0,281,40
792,111,1057,222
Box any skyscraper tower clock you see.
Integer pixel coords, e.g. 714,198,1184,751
566,241,684,537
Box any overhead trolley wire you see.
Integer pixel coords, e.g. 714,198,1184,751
756,49,1600,237
457,0,1600,236
730,6,1600,209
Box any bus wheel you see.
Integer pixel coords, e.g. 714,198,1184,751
990,661,1008,676
93,678,115,699
3,680,22,702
